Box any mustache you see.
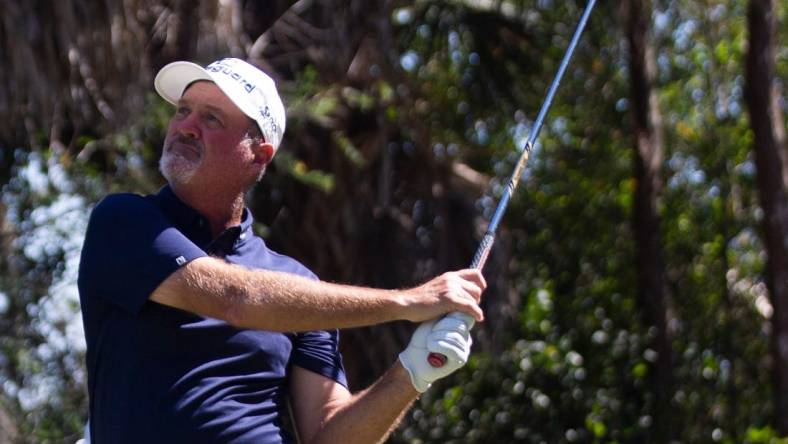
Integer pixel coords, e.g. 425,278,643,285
165,134,204,152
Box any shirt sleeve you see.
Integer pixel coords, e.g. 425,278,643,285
78,193,207,315
290,329,348,388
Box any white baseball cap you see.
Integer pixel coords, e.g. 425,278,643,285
154,58,286,151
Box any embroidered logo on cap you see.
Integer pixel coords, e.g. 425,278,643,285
206,61,257,93
259,106,280,138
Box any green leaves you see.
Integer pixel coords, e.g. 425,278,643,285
273,151,335,193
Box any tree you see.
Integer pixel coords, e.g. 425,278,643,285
745,0,788,435
622,0,674,438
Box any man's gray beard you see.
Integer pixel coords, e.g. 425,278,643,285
159,151,197,185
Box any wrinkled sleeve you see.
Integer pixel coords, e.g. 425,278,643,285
78,193,207,315
291,329,348,388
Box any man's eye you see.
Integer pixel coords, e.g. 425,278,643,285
175,106,190,116
205,114,223,126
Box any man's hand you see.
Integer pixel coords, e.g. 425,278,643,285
400,269,486,323
398,312,475,393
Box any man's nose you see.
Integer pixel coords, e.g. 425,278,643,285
174,114,201,139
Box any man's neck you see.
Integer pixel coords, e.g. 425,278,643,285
169,183,246,239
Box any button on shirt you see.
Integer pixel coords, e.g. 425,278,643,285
78,185,346,443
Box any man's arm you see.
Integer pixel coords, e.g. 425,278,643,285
289,314,476,444
289,363,418,444
150,256,485,332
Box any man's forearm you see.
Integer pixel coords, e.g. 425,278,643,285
226,264,408,331
151,256,484,332
288,301,479,444
153,257,407,332
309,363,419,444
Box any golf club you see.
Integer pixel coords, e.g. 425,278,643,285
428,0,598,368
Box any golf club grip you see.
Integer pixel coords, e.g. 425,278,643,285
427,233,493,368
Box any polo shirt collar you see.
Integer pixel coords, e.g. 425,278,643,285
210,208,254,254
153,185,255,254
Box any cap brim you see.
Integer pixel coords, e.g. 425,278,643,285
154,61,213,105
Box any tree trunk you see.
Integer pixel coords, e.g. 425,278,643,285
623,0,674,438
745,0,788,435
0,401,18,444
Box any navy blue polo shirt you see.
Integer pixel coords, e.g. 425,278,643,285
78,185,346,443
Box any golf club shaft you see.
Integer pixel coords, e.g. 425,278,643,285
428,0,597,367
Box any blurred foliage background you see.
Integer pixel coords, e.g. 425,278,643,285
0,0,786,442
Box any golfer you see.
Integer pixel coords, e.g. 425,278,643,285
78,58,486,443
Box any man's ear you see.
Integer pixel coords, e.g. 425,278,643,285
251,141,275,167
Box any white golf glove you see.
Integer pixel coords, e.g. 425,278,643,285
399,312,475,393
